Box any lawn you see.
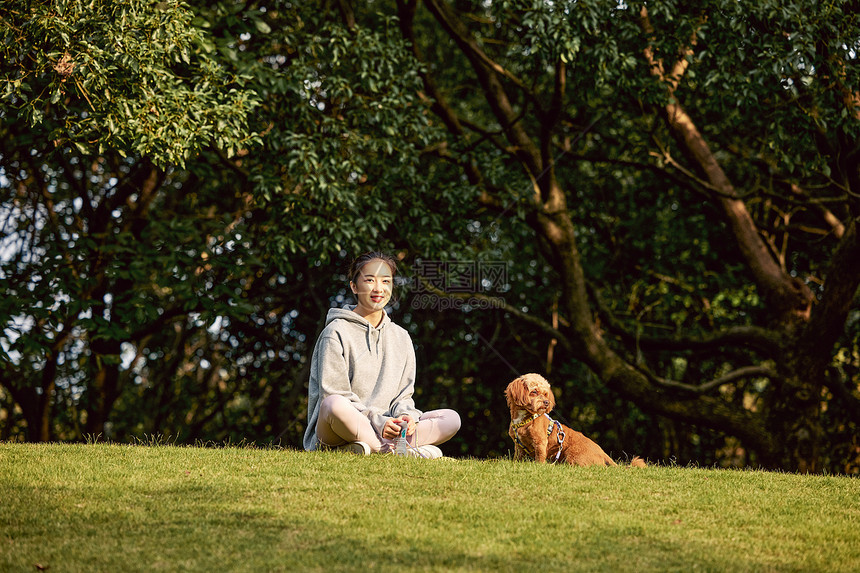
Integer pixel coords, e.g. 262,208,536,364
1,443,858,572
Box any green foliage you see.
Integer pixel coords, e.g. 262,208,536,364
0,0,260,166
2,0,859,473
252,14,447,263
678,0,859,179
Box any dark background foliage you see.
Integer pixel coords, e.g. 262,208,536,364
2,0,859,473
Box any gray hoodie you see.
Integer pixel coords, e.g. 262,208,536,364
303,306,421,450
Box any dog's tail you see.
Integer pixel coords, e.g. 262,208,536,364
628,456,647,468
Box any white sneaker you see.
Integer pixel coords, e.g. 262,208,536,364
330,441,370,455
406,445,443,459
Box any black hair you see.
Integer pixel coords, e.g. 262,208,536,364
348,251,397,285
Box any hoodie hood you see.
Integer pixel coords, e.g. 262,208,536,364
325,305,390,328
325,306,390,354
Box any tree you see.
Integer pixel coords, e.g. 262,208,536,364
0,0,264,439
391,0,860,471
0,0,445,443
3,0,859,473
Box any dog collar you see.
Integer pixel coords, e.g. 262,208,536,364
510,412,541,430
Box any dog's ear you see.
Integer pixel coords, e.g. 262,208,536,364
505,376,527,409
504,379,517,409
545,386,556,413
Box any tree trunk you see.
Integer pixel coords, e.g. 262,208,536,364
411,0,857,472
774,219,860,471
82,161,163,437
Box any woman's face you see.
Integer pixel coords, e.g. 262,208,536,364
350,259,393,314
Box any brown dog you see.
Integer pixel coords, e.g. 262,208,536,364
505,373,646,467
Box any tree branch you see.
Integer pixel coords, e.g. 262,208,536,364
646,365,779,395
589,283,783,357
423,0,545,184
639,6,815,323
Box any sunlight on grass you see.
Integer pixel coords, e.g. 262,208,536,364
1,443,858,572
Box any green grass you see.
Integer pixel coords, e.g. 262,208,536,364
1,444,858,572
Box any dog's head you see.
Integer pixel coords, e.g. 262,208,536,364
504,373,555,416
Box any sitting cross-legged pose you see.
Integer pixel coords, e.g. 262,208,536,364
303,251,461,457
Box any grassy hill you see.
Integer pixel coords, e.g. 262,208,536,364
2,443,858,572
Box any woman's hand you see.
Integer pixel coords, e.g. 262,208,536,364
401,415,417,436
383,415,416,439
382,418,404,440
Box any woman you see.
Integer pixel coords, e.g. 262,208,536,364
303,251,461,457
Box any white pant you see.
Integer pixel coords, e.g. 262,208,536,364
316,394,461,453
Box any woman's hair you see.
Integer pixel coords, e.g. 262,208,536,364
348,251,398,284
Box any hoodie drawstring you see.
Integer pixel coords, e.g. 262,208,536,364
365,323,383,355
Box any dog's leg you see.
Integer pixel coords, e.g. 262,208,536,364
533,439,548,463
513,443,526,461
532,418,552,462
